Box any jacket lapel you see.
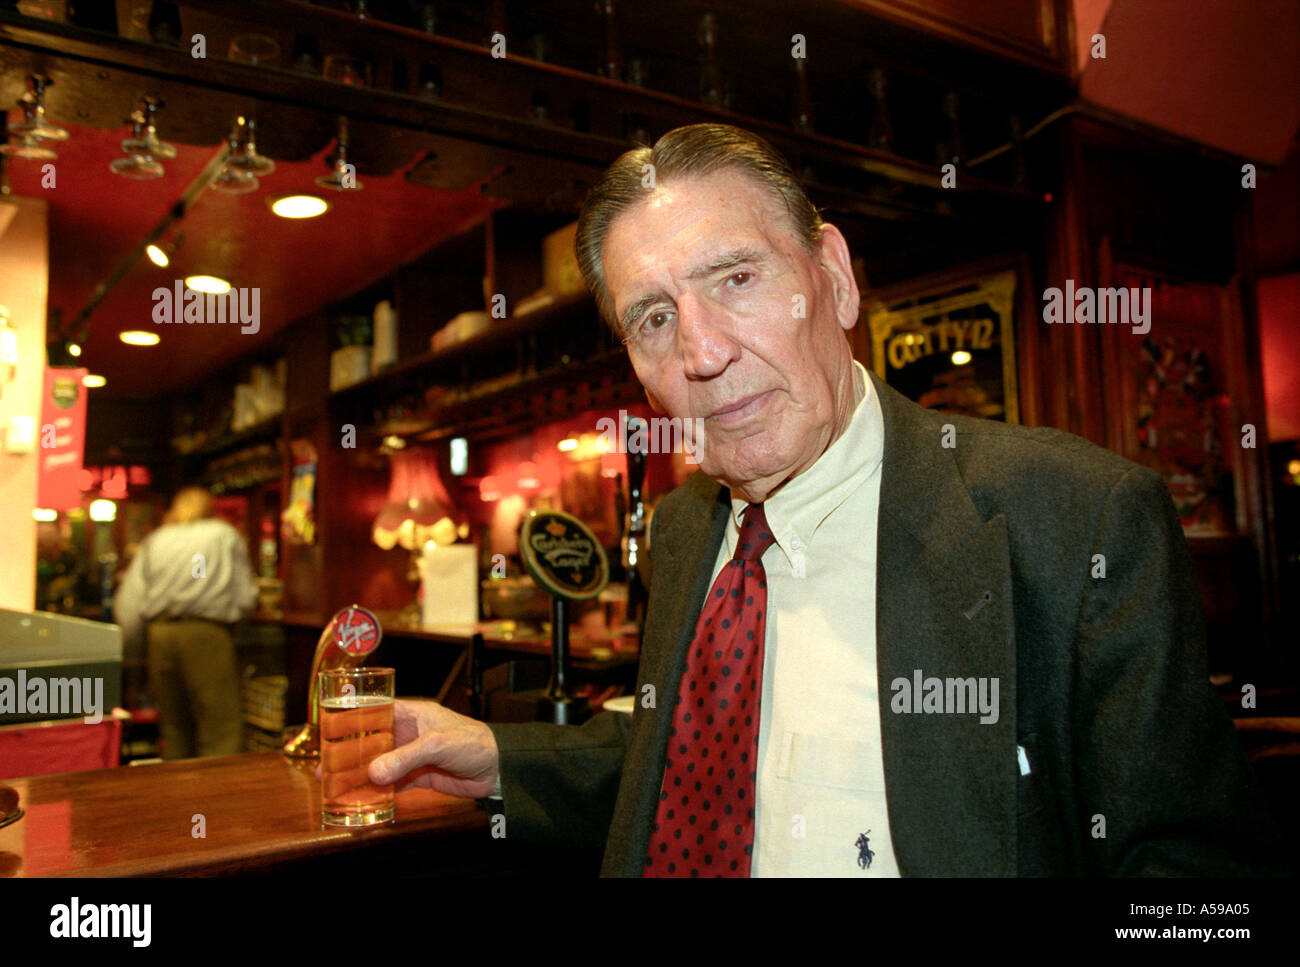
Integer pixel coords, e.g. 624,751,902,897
871,373,1017,875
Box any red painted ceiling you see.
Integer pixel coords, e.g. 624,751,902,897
5,122,498,399
1075,0,1300,165
4,0,1296,403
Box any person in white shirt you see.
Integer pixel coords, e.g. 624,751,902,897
115,486,258,758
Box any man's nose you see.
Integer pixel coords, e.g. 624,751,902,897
676,292,739,378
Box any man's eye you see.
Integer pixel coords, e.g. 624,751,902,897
643,310,672,332
727,271,753,287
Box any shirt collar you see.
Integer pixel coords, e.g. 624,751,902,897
724,360,884,565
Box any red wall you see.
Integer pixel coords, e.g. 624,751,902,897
1259,273,1300,443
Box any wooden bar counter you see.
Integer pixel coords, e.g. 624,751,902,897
0,752,516,877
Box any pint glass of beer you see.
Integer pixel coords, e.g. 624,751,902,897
319,667,395,826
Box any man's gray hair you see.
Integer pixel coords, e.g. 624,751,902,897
575,123,825,336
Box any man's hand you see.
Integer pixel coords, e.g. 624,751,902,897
367,699,499,800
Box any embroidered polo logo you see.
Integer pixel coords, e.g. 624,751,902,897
855,830,875,870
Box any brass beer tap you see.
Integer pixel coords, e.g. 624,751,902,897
283,605,383,758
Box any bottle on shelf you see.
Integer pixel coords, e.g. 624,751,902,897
258,515,278,579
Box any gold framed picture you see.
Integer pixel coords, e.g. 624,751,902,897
867,267,1020,423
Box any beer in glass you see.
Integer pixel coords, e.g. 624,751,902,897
319,667,395,826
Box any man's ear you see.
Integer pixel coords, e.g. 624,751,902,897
818,224,860,333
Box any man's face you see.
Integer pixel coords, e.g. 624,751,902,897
602,168,860,502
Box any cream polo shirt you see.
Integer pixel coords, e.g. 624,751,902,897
711,360,897,877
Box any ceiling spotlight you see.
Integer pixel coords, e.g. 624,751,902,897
185,275,231,294
120,330,160,346
269,194,329,218
45,336,84,368
82,374,106,388
315,116,363,191
145,232,183,267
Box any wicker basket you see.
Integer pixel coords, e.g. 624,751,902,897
241,675,288,733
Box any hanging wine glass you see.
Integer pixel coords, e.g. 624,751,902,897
223,116,274,175
109,98,174,179
6,75,68,143
315,116,363,191
209,115,274,194
121,97,176,160
109,110,164,179
110,153,165,179
0,133,58,161
209,166,259,194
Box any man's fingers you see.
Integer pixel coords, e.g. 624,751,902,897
393,764,437,793
367,702,498,796
370,728,442,786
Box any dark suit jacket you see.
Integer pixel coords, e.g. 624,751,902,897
490,372,1282,875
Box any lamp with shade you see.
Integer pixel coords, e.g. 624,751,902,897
371,446,473,626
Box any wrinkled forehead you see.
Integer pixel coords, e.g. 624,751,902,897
602,170,803,287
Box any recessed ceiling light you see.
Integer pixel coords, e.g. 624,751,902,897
269,194,330,219
68,342,82,357
82,374,106,388
185,274,231,294
120,330,160,346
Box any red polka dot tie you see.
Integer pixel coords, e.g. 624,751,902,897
644,503,775,877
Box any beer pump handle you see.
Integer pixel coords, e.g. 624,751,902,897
519,511,608,726
282,605,382,758
624,417,649,628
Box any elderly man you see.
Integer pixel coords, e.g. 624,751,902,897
372,123,1279,876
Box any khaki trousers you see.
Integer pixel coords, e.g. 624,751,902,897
147,619,242,759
